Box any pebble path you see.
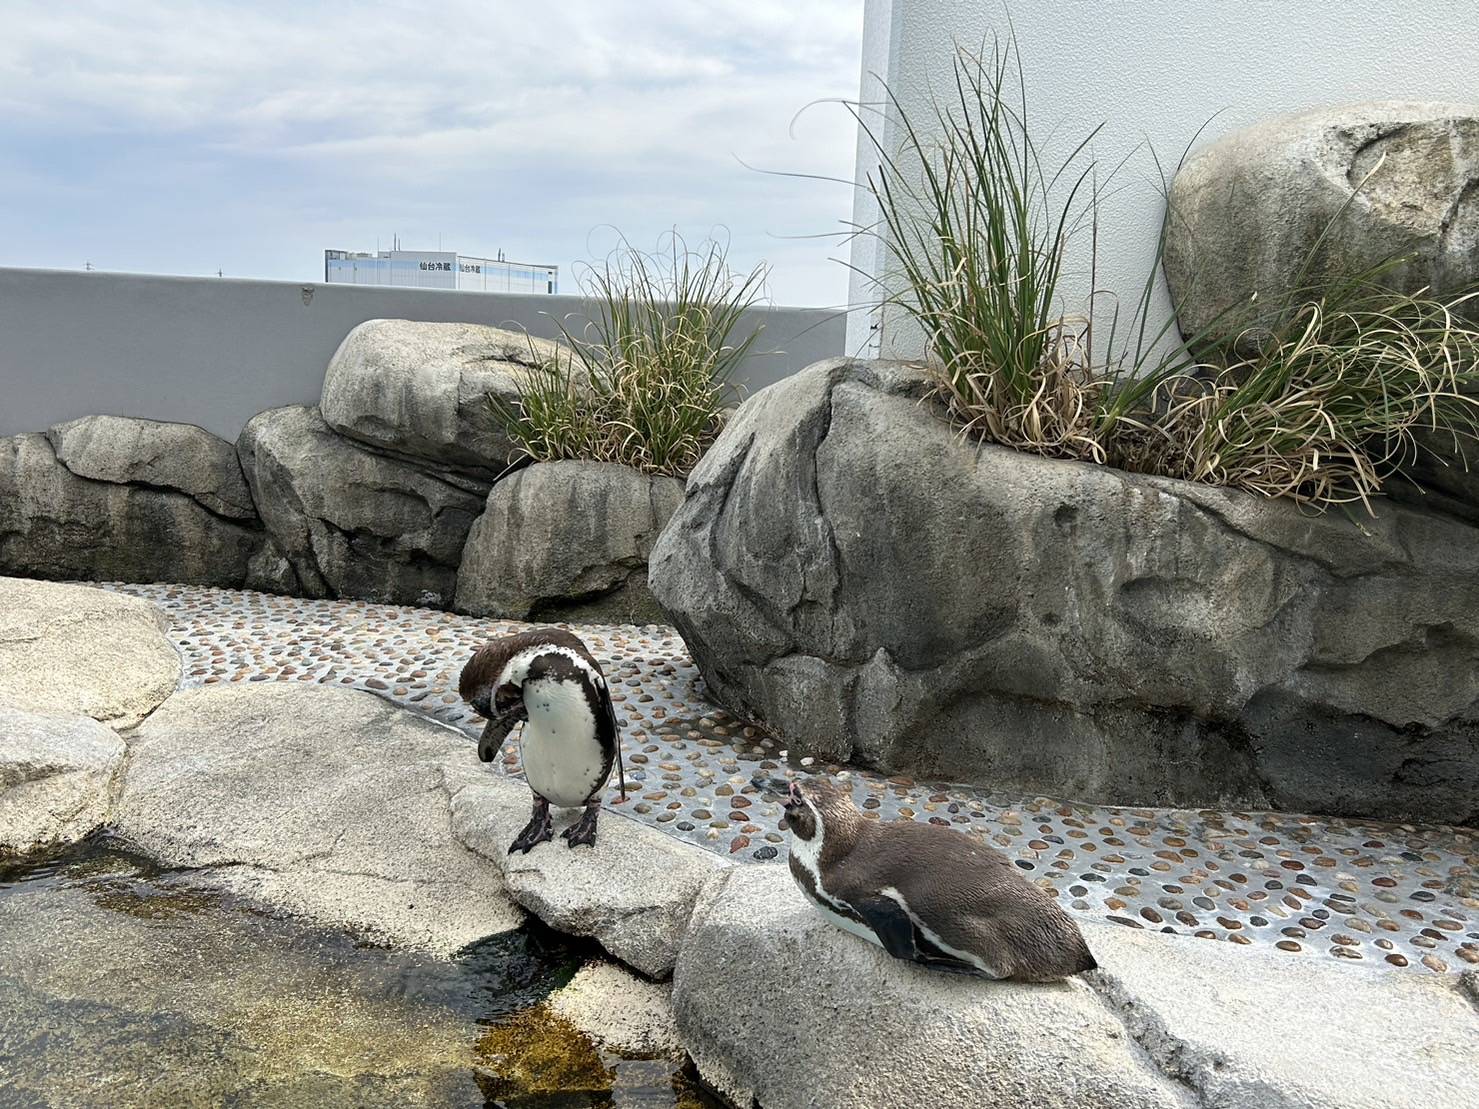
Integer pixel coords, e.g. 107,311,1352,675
106,583,1479,977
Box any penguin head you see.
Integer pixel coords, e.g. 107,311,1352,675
459,637,535,762
756,775,859,843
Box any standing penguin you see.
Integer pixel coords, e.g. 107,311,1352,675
762,776,1096,981
460,628,624,853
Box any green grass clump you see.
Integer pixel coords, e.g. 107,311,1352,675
853,36,1479,510
492,235,767,477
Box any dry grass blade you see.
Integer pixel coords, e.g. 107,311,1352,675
856,31,1479,510
490,233,767,477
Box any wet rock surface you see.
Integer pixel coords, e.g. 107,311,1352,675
649,358,1479,825
112,683,523,953
320,319,568,477
456,460,684,624
452,774,729,979
0,577,180,729
0,842,583,1107
1165,101,1479,345
237,404,486,608
0,707,124,851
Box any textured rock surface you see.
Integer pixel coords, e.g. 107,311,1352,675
0,428,288,590
320,319,568,476
0,866,492,1106
455,461,684,624
237,405,486,608
1084,920,1479,1109
673,865,1188,1109
649,358,1479,824
673,864,1479,1109
47,414,257,519
547,961,683,1058
0,577,180,729
452,775,728,978
112,684,522,953
1166,101,1479,345
0,707,125,850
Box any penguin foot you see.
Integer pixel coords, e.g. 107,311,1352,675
509,796,553,854
561,801,601,849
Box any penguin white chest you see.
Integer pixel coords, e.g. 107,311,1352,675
519,677,605,808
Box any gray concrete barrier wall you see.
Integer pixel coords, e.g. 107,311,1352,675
0,267,846,440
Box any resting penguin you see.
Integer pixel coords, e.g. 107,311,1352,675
761,776,1096,981
459,628,625,853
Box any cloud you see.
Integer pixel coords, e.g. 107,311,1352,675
0,1,865,304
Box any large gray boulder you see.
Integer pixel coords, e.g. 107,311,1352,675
649,359,1479,824
320,319,569,477
0,423,291,590
0,706,125,850
112,683,523,953
237,405,487,608
673,865,1189,1109
47,414,257,520
1165,101,1479,345
674,864,1478,1109
0,577,180,729
455,461,684,624
452,775,729,979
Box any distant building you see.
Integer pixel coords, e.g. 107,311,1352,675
323,249,558,294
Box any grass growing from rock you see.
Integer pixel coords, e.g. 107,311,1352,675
491,235,767,477
854,37,1479,510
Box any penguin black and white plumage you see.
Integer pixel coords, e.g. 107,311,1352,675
765,776,1096,982
459,628,624,853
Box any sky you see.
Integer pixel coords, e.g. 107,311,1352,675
0,1,866,307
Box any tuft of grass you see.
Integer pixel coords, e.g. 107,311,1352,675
853,35,1479,510
492,234,767,477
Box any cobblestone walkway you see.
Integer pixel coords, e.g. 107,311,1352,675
108,583,1479,976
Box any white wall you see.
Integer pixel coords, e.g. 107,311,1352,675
0,268,844,441
847,0,1479,360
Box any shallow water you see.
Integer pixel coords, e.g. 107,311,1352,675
0,839,716,1107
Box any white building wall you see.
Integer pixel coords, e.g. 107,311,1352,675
847,0,1479,360
326,250,557,294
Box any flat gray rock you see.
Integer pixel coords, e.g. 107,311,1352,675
112,683,522,953
237,405,486,608
650,358,1479,825
320,319,570,476
0,577,180,729
1085,920,1479,1109
1166,101,1479,346
672,864,1188,1109
455,461,684,624
0,706,125,850
47,414,257,520
451,775,728,978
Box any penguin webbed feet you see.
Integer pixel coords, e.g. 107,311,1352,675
509,795,554,854
561,799,602,849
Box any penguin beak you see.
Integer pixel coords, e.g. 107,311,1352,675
478,716,514,763
753,774,796,805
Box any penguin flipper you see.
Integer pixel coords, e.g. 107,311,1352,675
853,897,999,977
852,896,921,962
